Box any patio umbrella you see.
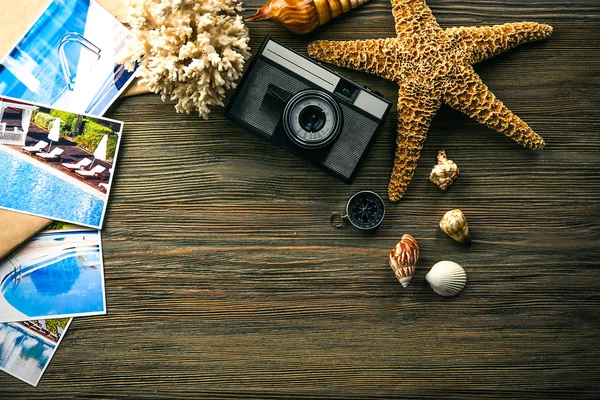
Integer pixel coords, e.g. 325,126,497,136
47,117,61,150
91,134,108,166
21,108,34,135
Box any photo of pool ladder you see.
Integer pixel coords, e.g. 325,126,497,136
0,257,22,291
57,31,132,114
58,32,102,91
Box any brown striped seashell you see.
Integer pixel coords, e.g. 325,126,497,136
429,149,459,191
440,209,471,245
388,234,419,288
247,0,371,35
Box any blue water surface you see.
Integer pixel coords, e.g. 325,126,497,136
0,148,104,227
0,0,135,114
2,252,103,317
0,0,89,104
0,322,54,386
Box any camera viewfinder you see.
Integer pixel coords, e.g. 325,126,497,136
334,79,358,101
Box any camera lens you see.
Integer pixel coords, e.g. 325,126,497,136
298,105,326,132
282,90,342,149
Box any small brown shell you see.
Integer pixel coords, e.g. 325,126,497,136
247,0,371,35
389,234,419,287
429,149,459,191
440,209,471,245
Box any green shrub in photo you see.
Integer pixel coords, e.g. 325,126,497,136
42,318,70,336
73,119,117,161
33,112,56,131
46,221,68,230
49,109,79,137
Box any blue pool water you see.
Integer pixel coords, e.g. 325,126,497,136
0,147,104,227
0,0,135,114
2,248,103,317
0,322,54,386
0,0,88,105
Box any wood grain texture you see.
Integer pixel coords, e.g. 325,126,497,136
2,0,599,398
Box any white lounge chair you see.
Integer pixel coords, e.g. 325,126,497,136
36,147,64,162
22,140,49,155
75,165,106,180
61,157,93,172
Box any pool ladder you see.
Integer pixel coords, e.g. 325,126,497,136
58,32,102,91
12,264,22,285
1,258,22,288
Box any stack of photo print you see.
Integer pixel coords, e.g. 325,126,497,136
0,0,137,386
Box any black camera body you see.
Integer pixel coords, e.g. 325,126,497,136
225,38,391,183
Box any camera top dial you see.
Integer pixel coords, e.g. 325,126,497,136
283,90,342,149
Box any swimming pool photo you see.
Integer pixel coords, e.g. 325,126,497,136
0,0,136,115
0,319,71,386
0,96,124,229
0,229,106,322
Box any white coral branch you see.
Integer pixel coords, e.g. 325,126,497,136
122,0,250,119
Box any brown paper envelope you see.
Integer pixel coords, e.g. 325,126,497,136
0,0,148,259
0,210,51,257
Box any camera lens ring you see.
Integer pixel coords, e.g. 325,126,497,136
282,90,342,149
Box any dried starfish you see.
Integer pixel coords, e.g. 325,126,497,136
308,0,552,201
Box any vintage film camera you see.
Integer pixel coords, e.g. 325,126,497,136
225,38,391,183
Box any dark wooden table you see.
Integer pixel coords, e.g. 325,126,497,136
2,0,599,398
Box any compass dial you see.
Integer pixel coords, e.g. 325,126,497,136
345,191,385,230
283,90,342,149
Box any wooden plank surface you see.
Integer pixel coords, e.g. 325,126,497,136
2,0,600,397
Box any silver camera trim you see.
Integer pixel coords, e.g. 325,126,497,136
262,40,389,120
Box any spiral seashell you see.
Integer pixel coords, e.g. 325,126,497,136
388,234,419,288
440,209,471,245
429,149,459,191
247,0,371,35
426,261,467,297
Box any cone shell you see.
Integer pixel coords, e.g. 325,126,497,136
440,209,471,245
247,0,371,35
389,234,419,288
426,261,467,297
429,149,459,191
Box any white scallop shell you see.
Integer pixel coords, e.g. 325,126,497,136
426,261,467,297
